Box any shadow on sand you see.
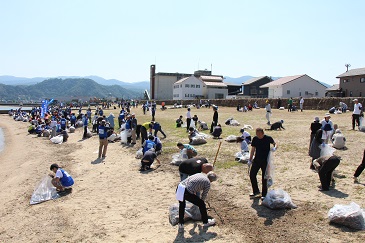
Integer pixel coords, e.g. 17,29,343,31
173,222,217,243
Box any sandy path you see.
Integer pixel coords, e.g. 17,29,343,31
0,115,239,242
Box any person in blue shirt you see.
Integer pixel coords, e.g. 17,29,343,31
98,108,103,116
70,113,77,127
118,109,125,128
98,120,109,158
151,121,166,138
82,114,89,139
87,109,92,123
153,136,163,154
50,163,74,192
142,135,156,154
60,116,67,130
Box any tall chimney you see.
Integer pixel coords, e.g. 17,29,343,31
150,64,156,99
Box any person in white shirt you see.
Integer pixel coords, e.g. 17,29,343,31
321,114,334,144
186,108,192,132
265,100,272,125
332,129,346,149
300,97,304,112
352,99,363,130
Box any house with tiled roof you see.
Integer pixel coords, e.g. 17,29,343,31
260,74,327,98
242,76,272,98
336,67,365,97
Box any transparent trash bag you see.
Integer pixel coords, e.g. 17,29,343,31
225,135,237,142
50,135,63,144
328,202,365,230
265,151,275,188
262,189,297,209
169,202,202,226
235,151,250,163
320,144,336,157
171,148,188,166
30,176,60,205
135,148,143,159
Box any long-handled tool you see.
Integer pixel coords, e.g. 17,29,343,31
213,141,222,167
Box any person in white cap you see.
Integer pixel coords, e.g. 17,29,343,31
352,99,363,130
265,100,272,125
321,114,333,144
332,129,346,149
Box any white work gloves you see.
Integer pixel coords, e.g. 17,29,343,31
271,147,277,152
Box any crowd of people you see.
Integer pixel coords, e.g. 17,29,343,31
7,97,365,231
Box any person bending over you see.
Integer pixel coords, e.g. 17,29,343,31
140,149,161,171
265,120,285,131
49,164,74,192
177,142,198,159
312,155,341,191
179,157,213,181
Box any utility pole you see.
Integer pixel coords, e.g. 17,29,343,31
345,63,351,72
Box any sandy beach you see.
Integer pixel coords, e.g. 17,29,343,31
0,107,364,242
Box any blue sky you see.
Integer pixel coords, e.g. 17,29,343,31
0,0,364,84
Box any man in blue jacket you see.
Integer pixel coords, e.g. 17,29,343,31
98,120,109,158
151,121,167,138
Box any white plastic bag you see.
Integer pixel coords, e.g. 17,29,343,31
30,176,60,205
262,189,297,209
190,134,207,145
265,151,275,188
230,120,240,126
120,130,128,144
50,135,63,144
135,148,143,159
169,202,202,226
108,133,117,142
69,126,75,133
320,144,336,157
171,149,188,165
328,202,365,230
360,117,364,129
235,151,250,163
225,135,237,142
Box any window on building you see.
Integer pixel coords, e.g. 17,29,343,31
185,84,189,88
299,92,301,96
360,92,362,97
305,91,309,95
315,91,318,96
343,79,349,83
287,90,290,95
350,91,353,97
259,89,264,94
250,87,257,95
191,84,195,88
215,93,224,99
185,94,188,97
361,78,365,83
180,85,182,88
196,85,200,88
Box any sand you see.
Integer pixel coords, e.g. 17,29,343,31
0,107,364,242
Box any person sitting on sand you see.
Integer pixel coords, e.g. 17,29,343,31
212,124,222,139
332,129,346,149
177,142,198,159
265,120,285,131
49,164,74,192
188,127,198,143
140,149,161,171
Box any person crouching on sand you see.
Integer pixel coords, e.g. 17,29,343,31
49,164,74,192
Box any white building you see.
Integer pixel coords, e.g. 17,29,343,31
260,74,327,98
173,75,228,100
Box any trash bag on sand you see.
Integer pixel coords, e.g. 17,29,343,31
108,133,117,142
262,189,297,209
230,120,240,126
190,134,207,145
86,128,92,138
320,144,336,157
171,149,188,166
42,130,50,137
30,176,60,205
169,202,202,226
50,135,63,144
328,202,365,230
69,126,75,133
235,151,250,163
120,130,128,144
136,148,143,159
225,135,237,142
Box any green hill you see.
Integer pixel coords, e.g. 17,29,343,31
0,78,142,101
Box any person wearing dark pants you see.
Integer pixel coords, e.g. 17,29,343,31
140,122,152,145
210,106,218,133
353,149,365,183
82,114,88,139
186,108,191,131
177,172,217,230
248,128,276,199
313,156,341,191
152,121,166,138
352,99,363,130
